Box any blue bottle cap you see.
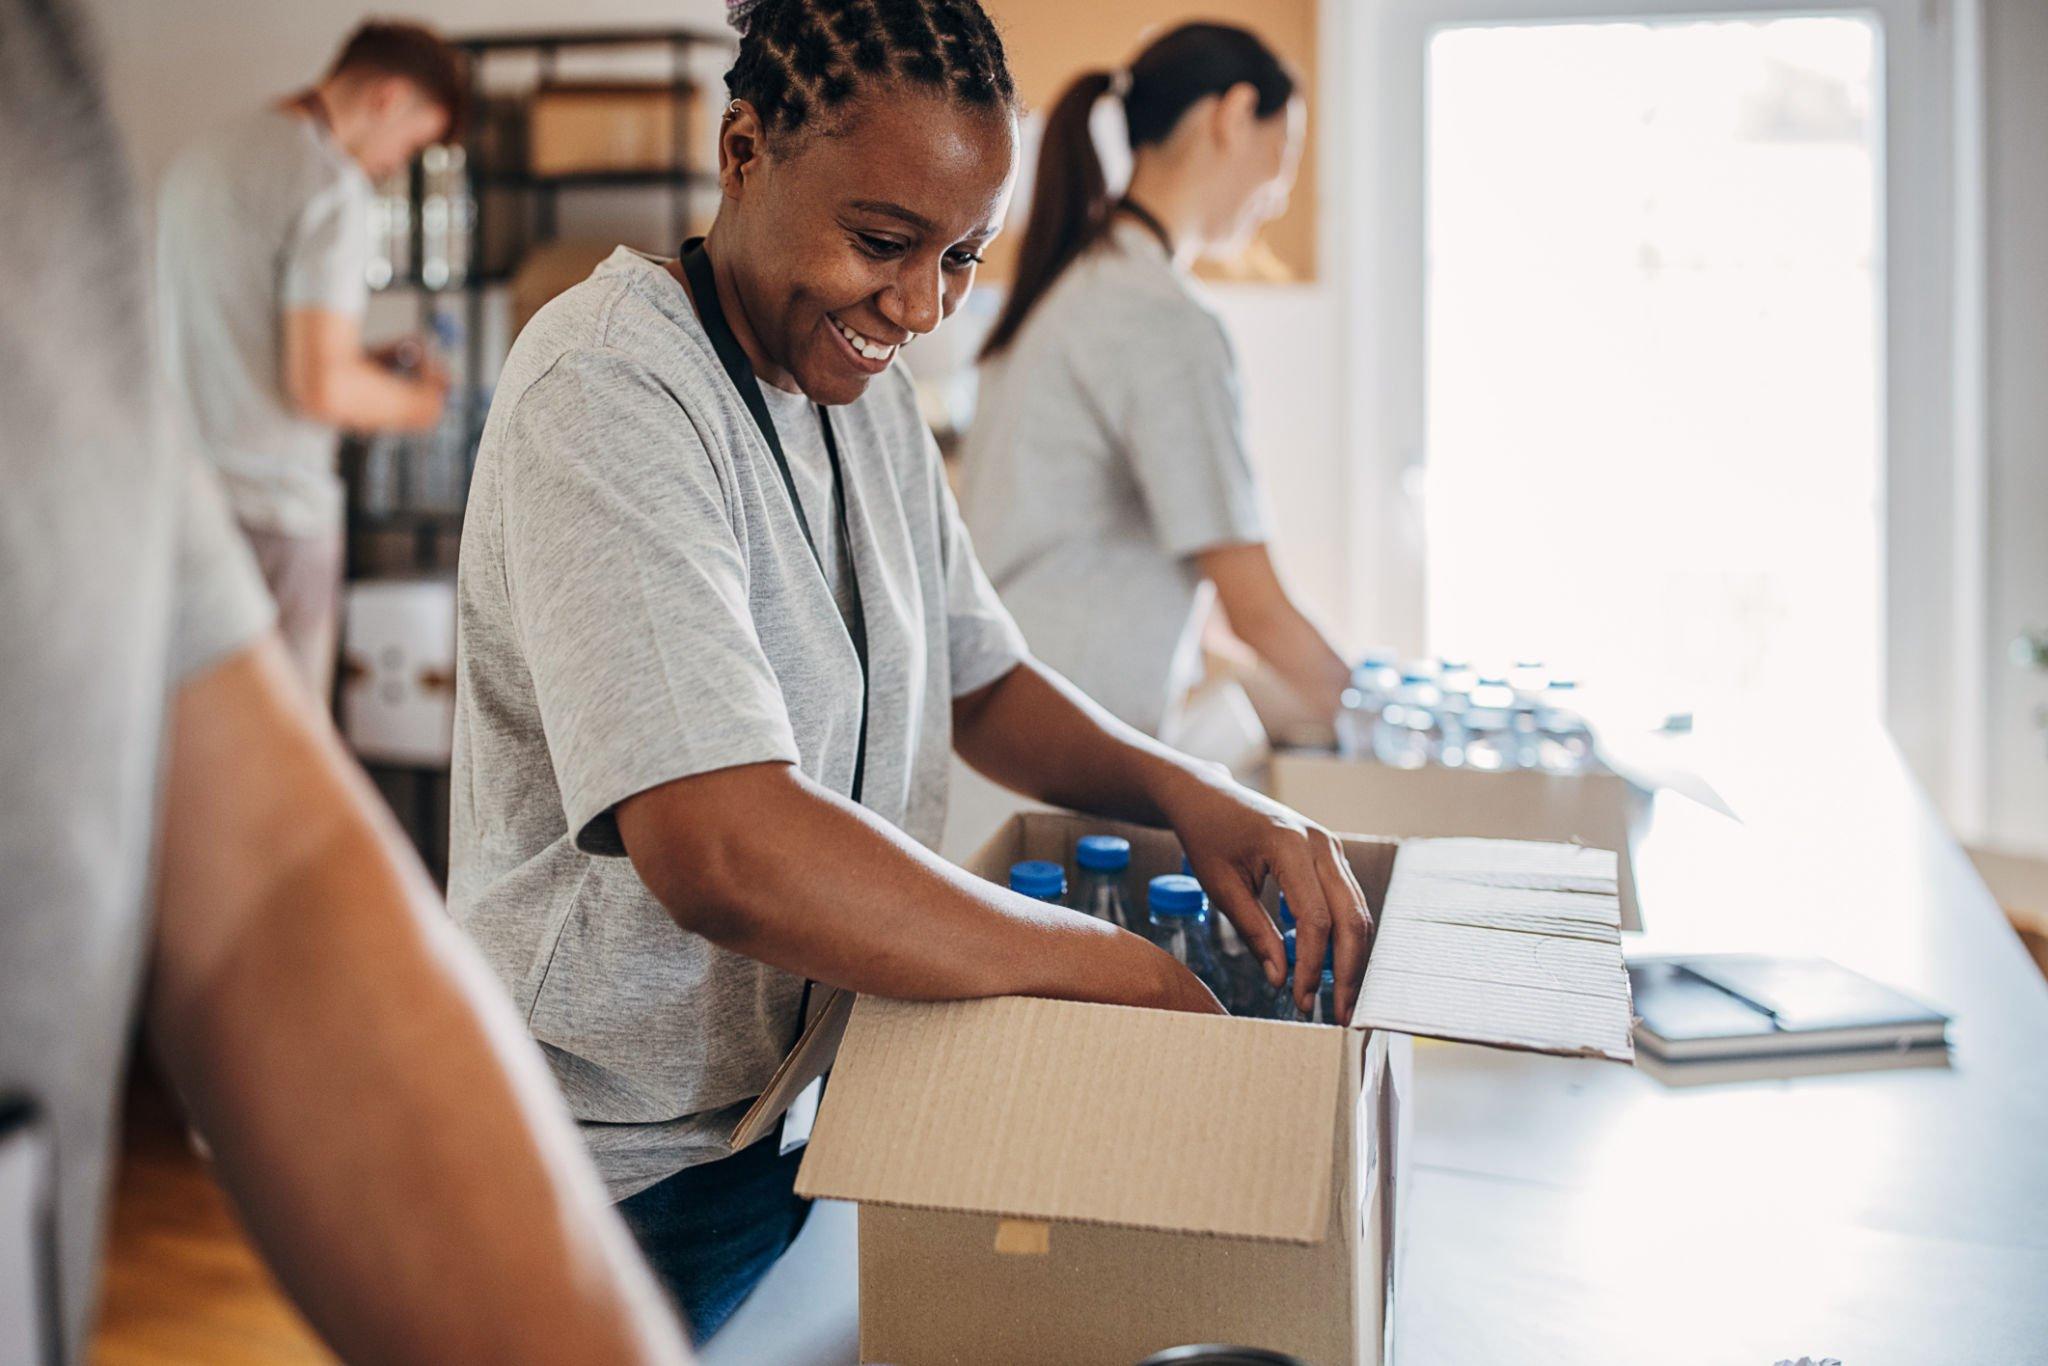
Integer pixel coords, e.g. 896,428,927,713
1008,859,1066,900
1147,874,1206,917
1275,893,1295,931
1075,834,1131,872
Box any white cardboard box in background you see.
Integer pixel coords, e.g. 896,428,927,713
772,811,1633,1366
1270,750,1647,931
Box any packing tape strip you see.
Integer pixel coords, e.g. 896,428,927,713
992,1219,1052,1256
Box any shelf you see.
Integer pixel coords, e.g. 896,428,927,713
371,269,512,295
454,26,733,54
351,508,466,532
473,166,716,190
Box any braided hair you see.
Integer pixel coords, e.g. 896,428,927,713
724,0,1015,138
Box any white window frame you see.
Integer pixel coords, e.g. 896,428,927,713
1321,0,1988,826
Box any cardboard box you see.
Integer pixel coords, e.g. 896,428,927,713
769,811,1633,1365
1270,750,1647,931
527,82,697,177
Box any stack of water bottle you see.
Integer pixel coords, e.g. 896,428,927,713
1334,652,1599,775
1007,836,1339,1024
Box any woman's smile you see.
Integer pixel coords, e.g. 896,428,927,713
825,310,902,372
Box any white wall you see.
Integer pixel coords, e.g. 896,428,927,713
87,0,1358,646
1982,0,2048,853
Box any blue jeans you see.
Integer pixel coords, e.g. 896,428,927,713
615,1135,812,1343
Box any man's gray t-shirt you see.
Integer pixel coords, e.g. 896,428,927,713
960,221,1268,737
157,106,371,536
1,3,274,1352
449,248,1028,1198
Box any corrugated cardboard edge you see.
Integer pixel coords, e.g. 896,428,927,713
727,987,854,1151
1353,838,1636,1064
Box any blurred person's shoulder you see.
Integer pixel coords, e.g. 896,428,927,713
1032,222,1227,362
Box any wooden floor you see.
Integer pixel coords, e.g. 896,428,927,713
90,1071,331,1365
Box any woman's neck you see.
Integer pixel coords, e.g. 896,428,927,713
1122,158,1209,271
682,224,800,392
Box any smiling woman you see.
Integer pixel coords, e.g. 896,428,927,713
446,0,1373,1344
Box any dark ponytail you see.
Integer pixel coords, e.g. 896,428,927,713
980,23,1296,360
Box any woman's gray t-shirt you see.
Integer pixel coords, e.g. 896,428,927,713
959,221,1268,738
449,248,1027,1197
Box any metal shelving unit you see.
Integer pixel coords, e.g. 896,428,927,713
349,26,735,880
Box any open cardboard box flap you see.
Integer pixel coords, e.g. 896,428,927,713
793,995,1346,1243
1354,836,1633,1061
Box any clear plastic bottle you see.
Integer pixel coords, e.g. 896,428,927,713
1434,658,1474,768
1535,677,1596,773
1074,835,1135,931
1437,656,1479,697
1008,859,1067,906
1509,700,1544,771
1337,650,1400,759
1273,930,1338,1024
419,143,473,290
1509,658,1551,703
1371,669,1445,770
1460,680,1519,772
1147,874,1222,995
1208,912,1269,1016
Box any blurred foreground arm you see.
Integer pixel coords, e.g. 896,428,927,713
149,636,692,1365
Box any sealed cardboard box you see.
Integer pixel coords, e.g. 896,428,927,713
527,82,697,177
763,811,1633,1365
1269,750,1647,930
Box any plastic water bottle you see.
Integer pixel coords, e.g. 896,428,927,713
1434,657,1475,768
1535,678,1596,774
1460,680,1519,772
1074,835,1135,931
1009,859,1067,906
1437,656,1479,697
1338,650,1401,759
1273,930,1338,1024
1509,701,1544,771
1147,874,1221,994
1371,668,1445,770
1509,658,1551,702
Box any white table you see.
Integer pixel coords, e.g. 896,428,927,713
707,724,2048,1364
1398,725,2048,1364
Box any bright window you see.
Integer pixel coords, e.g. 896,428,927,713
1423,15,1883,718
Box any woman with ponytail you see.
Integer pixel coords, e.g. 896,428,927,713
961,23,1352,743
449,0,1372,1340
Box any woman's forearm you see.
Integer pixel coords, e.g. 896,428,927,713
1234,601,1351,721
615,758,1220,1014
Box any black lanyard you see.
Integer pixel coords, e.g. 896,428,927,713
678,239,869,809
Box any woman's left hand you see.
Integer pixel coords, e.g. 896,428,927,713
1158,770,1375,1023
